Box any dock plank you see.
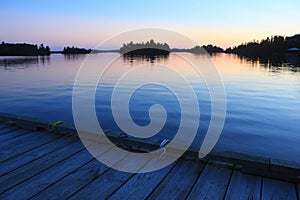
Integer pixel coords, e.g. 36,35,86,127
0,129,30,143
224,170,261,200
69,149,137,199
148,159,204,200
28,143,114,199
187,162,233,200
0,126,17,135
70,168,133,200
262,178,297,200
0,130,53,151
0,123,9,130
297,184,300,200
0,135,76,176
0,140,85,193
30,159,108,200
0,132,61,163
0,149,95,200
109,163,175,200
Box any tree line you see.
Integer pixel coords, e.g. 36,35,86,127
0,42,92,56
225,34,300,58
172,45,224,53
1,34,299,57
0,42,50,56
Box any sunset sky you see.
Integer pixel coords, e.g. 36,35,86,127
1,0,299,50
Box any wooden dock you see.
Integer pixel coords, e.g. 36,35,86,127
0,115,299,199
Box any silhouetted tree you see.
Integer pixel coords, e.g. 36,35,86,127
225,34,300,58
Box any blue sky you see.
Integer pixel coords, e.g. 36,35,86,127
1,0,299,50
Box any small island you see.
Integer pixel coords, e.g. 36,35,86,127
62,46,91,54
120,40,170,56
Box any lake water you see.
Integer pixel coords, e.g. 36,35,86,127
0,53,299,162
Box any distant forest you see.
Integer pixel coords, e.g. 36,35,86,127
226,34,300,58
172,45,223,54
62,46,91,54
120,40,170,56
120,40,223,55
0,43,92,56
0,42,50,56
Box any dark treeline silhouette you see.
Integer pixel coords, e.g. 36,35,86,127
62,46,91,54
172,45,224,54
0,42,50,56
2,33,299,58
225,34,300,58
203,45,224,53
190,45,224,54
189,46,206,54
120,40,170,56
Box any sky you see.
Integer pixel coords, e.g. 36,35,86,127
1,0,299,50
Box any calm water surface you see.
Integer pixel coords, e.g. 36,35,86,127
0,53,299,162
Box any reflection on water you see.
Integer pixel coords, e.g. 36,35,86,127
0,53,299,162
1,53,299,73
0,56,50,70
64,54,88,62
122,54,169,65
236,54,300,73
285,53,300,67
